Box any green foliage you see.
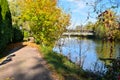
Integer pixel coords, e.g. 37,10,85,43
101,59,120,80
84,22,94,30
93,10,120,40
114,30,120,40
16,0,70,46
94,23,108,39
24,30,30,38
0,0,13,52
12,24,23,42
0,0,24,52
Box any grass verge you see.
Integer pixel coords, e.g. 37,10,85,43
39,46,95,80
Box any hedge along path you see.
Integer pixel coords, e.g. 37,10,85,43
0,42,58,80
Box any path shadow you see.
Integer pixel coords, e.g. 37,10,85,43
0,54,16,66
11,57,53,80
0,42,27,66
0,42,26,59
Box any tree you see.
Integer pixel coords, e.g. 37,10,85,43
94,9,119,40
16,0,70,46
8,0,24,42
0,0,13,52
84,22,95,30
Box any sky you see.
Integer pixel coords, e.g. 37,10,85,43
7,0,120,29
57,0,120,29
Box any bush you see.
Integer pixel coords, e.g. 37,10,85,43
12,24,24,42
0,0,13,52
24,30,30,38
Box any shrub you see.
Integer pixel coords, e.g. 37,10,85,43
0,0,13,52
12,24,23,42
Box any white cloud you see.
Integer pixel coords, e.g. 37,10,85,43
66,0,74,2
68,0,86,13
66,0,82,2
72,6,85,13
77,2,85,9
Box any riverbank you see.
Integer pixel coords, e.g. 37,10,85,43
39,45,99,80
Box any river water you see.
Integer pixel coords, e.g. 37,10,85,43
53,37,120,73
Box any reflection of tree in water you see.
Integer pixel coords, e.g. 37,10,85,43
95,40,116,65
95,40,120,79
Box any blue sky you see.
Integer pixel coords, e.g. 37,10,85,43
57,0,120,29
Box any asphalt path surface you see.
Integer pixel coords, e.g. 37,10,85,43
0,46,54,80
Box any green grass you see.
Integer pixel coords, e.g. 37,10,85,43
39,46,95,80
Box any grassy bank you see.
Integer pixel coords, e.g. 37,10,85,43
39,46,98,80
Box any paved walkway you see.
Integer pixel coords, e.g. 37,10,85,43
0,46,54,80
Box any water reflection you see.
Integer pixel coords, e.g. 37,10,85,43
53,37,120,73
95,40,120,65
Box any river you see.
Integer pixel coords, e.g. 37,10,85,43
53,37,120,74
